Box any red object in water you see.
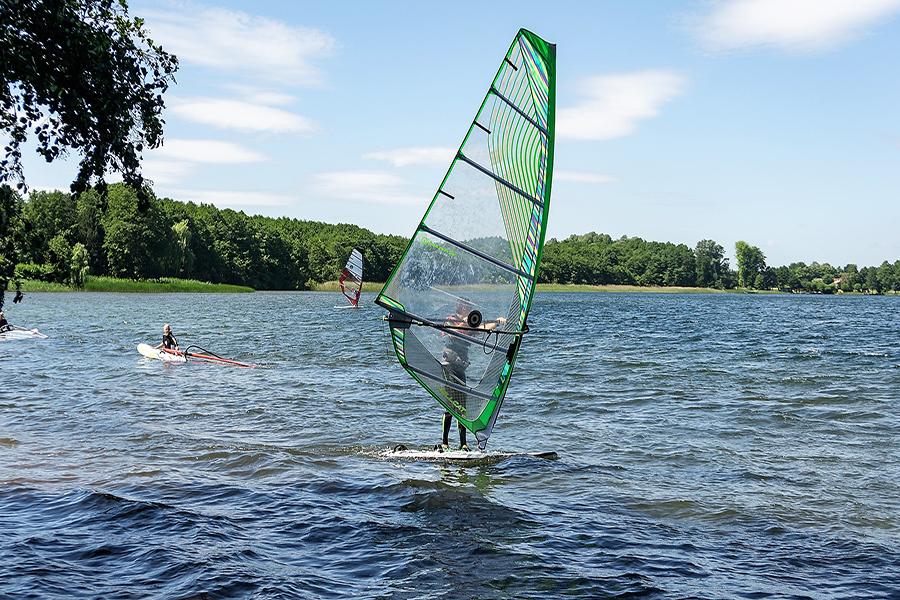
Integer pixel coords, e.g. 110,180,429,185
161,347,256,368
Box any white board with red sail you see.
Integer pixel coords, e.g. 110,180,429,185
337,248,364,308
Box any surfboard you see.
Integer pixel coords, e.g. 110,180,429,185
383,446,558,463
0,326,48,341
137,343,186,363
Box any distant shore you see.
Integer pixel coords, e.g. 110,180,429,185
17,277,895,295
315,281,895,295
20,276,253,293
312,281,384,292
317,281,774,294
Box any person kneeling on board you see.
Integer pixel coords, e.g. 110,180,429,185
439,299,506,452
155,324,180,352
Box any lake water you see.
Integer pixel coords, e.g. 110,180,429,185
1,291,898,599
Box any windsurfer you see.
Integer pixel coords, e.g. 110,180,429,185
439,298,506,451
155,324,180,351
0,311,9,332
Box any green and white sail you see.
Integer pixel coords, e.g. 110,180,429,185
376,29,555,450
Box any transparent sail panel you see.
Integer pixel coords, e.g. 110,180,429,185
400,326,514,424
424,160,519,269
383,231,519,327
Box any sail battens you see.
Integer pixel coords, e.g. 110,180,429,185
406,364,496,401
419,225,534,281
456,153,544,208
379,302,519,350
489,85,548,135
474,120,492,135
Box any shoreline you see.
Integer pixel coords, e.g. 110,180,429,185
16,277,896,296
19,276,254,293
312,281,895,296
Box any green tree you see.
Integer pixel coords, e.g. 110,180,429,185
18,190,76,263
0,185,24,307
735,241,766,288
171,219,194,277
877,261,893,294
864,267,880,293
839,264,858,292
76,189,107,274
694,239,727,288
760,266,777,290
47,233,72,283
0,0,178,197
102,185,170,279
70,242,89,287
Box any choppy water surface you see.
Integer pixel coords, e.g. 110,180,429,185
1,292,898,599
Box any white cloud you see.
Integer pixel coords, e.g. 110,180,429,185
698,0,900,51
167,189,295,208
364,146,455,167
223,85,296,106
24,185,66,196
145,4,336,84
313,171,425,205
556,171,616,184
153,139,265,164
141,159,194,185
558,71,686,141
169,97,314,133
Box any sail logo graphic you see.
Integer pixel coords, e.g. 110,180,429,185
420,237,457,257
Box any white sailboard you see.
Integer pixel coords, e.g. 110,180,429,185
137,343,187,362
0,325,48,341
383,446,557,463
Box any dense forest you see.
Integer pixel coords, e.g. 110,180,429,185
0,185,407,293
1,184,898,296
541,233,900,294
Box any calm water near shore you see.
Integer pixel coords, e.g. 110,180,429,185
1,291,898,598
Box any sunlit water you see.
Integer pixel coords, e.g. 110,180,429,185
1,291,898,599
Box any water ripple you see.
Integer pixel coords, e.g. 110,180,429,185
1,292,898,598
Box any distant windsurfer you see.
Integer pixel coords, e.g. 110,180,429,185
439,298,506,451
0,311,10,332
155,324,180,352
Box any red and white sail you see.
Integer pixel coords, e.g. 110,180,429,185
339,248,363,307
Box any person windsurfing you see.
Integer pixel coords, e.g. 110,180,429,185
439,298,506,451
155,324,180,352
0,311,10,332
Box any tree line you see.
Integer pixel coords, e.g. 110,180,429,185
0,185,407,298
538,233,900,294
1,185,898,301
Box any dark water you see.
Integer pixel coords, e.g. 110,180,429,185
1,292,898,599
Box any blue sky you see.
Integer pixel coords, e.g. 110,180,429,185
22,0,900,267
